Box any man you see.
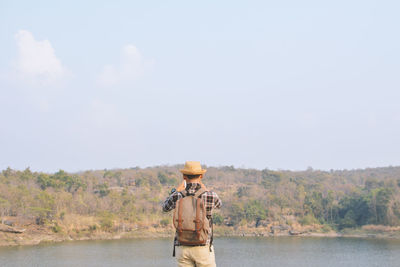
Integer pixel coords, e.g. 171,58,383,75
162,161,222,267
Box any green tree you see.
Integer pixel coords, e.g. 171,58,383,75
20,167,34,181
30,191,56,224
212,213,224,225
304,191,324,222
229,202,245,225
368,187,393,225
37,174,52,190
157,172,168,185
245,200,267,225
337,193,369,228
95,183,110,197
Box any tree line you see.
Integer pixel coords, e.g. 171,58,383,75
0,165,400,232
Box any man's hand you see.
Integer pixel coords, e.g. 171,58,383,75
176,180,186,192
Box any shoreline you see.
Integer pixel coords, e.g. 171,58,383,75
2,227,400,248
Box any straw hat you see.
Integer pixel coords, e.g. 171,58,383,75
180,161,207,175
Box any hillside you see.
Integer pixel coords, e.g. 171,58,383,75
1,165,400,245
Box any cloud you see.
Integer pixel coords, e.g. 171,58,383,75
14,30,67,86
97,44,153,86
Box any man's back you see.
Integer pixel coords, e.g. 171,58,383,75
162,182,222,246
162,161,221,267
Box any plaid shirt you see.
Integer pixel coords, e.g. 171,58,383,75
162,183,222,245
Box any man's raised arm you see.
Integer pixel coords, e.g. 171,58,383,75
162,180,186,212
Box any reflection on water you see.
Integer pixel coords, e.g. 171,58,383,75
0,237,400,267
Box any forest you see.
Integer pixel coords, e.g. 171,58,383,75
1,165,400,238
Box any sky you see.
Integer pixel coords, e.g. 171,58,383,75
1,0,400,172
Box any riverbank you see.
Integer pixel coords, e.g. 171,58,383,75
2,224,400,247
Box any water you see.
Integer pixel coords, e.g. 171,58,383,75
0,237,399,267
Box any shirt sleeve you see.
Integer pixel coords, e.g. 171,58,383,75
162,191,181,212
204,191,222,215
213,192,222,209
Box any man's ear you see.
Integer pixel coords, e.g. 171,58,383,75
199,174,203,179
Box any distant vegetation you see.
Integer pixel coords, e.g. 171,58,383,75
1,165,400,234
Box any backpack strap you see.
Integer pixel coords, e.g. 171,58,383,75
209,217,214,252
172,237,176,257
194,188,208,242
173,190,188,257
194,197,202,239
194,187,207,198
196,188,214,252
177,198,184,233
180,190,188,197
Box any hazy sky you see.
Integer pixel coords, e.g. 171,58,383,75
1,0,399,172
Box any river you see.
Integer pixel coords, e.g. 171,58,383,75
0,237,399,267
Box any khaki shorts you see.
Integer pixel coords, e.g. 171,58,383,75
177,245,216,267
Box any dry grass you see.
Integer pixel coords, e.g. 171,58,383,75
362,224,400,232
60,214,99,231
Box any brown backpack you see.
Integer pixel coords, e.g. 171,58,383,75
173,187,210,247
